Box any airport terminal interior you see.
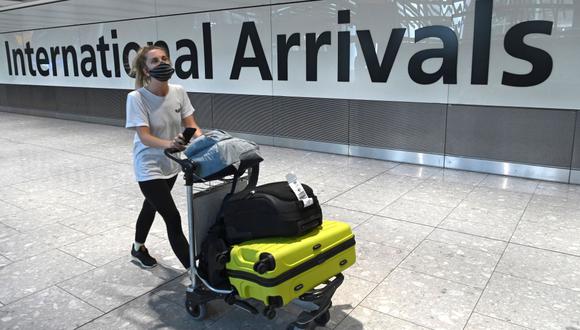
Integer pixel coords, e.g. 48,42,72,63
1,0,580,329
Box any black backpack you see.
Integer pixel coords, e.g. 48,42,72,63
222,181,323,244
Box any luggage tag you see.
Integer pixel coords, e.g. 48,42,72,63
286,173,314,207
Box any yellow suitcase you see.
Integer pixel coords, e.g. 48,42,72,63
225,220,356,307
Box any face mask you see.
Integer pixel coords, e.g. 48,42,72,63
148,62,174,81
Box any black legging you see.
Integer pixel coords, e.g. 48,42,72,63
135,175,190,269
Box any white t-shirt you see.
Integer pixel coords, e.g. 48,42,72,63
125,84,195,182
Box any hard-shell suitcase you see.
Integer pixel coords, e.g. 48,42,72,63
223,181,323,244
225,220,356,307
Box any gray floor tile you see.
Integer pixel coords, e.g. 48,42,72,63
209,304,298,330
427,229,507,256
58,207,136,236
77,293,207,330
478,175,539,194
465,187,532,210
59,226,162,267
361,268,482,330
378,198,453,227
0,254,11,268
449,200,525,224
335,306,429,330
285,273,378,329
344,239,409,283
0,204,85,232
496,244,580,291
326,187,403,214
0,286,102,330
476,273,580,330
429,169,488,186
387,164,442,179
58,257,182,312
399,239,500,289
511,220,580,256
401,181,473,208
520,204,580,228
320,205,372,228
440,201,524,241
0,222,18,240
324,274,377,328
534,181,580,198
464,312,532,330
528,194,580,210
353,216,433,251
0,223,88,261
366,173,423,192
0,250,94,304
2,113,580,330
0,200,21,218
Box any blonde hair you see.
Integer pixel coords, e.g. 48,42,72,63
130,45,170,89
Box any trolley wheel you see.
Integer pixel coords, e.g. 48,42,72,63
264,306,276,320
314,310,331,326
286,323,306,330
185,299,207,320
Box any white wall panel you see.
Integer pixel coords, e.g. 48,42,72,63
449,0,580,110
0,0,156,33
1,0,579,109
0,27,80,86
271,0,452,103
156,6,273,95
154,0,269,16
75,19,157,89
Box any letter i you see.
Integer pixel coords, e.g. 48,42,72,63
337,10,350,82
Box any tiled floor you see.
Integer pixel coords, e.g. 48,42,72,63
1,112,580,330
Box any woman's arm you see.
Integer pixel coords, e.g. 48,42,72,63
135,126,185,150
182,115,203,137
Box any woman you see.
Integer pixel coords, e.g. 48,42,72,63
125,45,202,269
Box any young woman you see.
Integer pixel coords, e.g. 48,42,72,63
125,45,202,269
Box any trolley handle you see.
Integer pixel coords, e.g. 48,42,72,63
164,127,198,172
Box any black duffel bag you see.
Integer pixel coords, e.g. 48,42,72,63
222,181,322,244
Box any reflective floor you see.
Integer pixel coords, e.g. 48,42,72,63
0,112,579,330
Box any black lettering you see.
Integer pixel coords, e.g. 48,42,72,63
80,44,97,77
203,22,213,79
502,21,553,87
61,46,79,77
11,48,25,76
357,28,405,82
36,47,50,76
175,39,199,79
96,36,111,78
306,31,331,81
230,21,272,80
4,41,12,75
111,30,121,77
408,26,458,84
338,10,350,82
50,46,60,76
471,0,493,84
276,33,300,81
24,42,37,76
122,42,140,75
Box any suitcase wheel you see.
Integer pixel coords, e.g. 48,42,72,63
185,300,207,320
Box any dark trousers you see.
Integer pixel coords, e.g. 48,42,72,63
135,175,190,269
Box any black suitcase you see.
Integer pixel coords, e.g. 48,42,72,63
222,181,322,244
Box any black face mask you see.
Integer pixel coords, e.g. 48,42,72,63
148,62,174,81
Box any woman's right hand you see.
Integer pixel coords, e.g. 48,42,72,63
168,134,186,151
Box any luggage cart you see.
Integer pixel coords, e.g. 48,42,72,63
164,148,343,329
